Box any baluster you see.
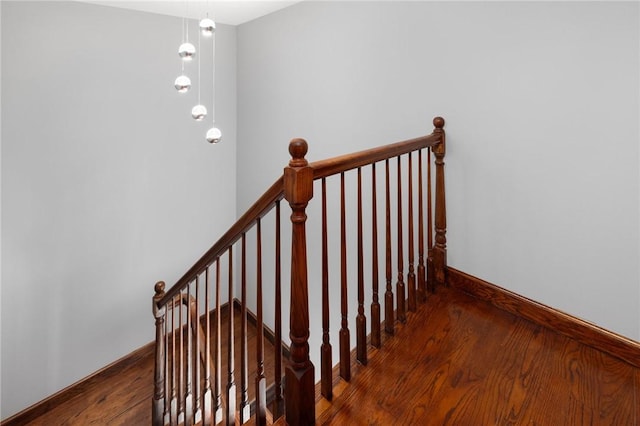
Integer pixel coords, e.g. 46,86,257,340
170,290,178,424
164,296,170,424
396,156,406,323
203,267,213,426
214,261,223,424
185,283,194,426
426,146,434,293
339,172,351,381
255,218,267,425
320,178,333,399
152,282,166,426
179,286,185,424
239,234,250,423
194,276,201,423
226,248,236,426
284,139,315,425
273,201,284,419
417,149,426,303
407,152,416,312
356,167,367,365
384,159,394,335
371,163,381,348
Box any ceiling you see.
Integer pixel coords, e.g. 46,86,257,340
75,0,302,25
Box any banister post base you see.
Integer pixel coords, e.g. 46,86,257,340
285,363,316,426
432,117,447,288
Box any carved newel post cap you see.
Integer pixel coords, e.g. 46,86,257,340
154,281,165,295
289,138,308,167
433,116,445,129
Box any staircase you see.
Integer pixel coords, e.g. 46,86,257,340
151,117,448,425
149,115,640,425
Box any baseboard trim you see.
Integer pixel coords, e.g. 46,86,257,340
1,341,155,426
232,298,291,359
447,267,640,368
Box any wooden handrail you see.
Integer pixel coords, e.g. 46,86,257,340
310,133,441,179
158,177,285,307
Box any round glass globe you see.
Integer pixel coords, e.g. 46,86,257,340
206,127,222,144
178,42,195,61
174,75,191,93
199,18,216,36
191,105,207,121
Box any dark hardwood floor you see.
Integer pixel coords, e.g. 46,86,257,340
15,287,639,425
315,286,639,425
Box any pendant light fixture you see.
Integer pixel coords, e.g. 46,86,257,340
174,1,221,143
191,20,207,122
175,15,192,93
205,11,221,144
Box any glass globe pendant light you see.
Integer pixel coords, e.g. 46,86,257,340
206,127,222,144
199,17,215,36
191,104,207,121
174,74,191,93
178,42,195,61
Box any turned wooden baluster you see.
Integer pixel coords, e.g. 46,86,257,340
194,277,201,423
284,139,315,426
273,200,284,419
163,296,170,424
356,167,367,365
203,267,213,425
370,163,381,348
407,152,416,312
226,248,236,426
432,117,447,287
339,172,351,381
152,282,166,426
255,218,267,425
185,283,194,426
426,146,434,293
417,149,426,302
396,156,406,323
170,289,178,424
179,286,185,424
239,235,250,423
320,178,333,400
214,261,223,424
384,159,394,335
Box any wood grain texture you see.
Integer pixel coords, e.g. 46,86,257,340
316,286,639,425
1,342,155,426
5,304,280,426
448,267,640,368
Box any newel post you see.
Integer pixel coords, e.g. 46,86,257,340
152,281,166,426
284,139,316,425
432,117,447,286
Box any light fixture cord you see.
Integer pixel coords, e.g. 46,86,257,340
198,26,201,104
185,1,189,43
211,27,216,124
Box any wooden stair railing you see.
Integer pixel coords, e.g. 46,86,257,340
151,116,446,426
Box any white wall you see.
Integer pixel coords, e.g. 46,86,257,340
1,1,236,419
236,0,640,372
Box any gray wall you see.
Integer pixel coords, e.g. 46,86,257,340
236,0,640,375
1,1,236,418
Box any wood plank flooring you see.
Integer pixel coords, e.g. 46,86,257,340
16,304,280,426
10,287,639,425
315,286,639,425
